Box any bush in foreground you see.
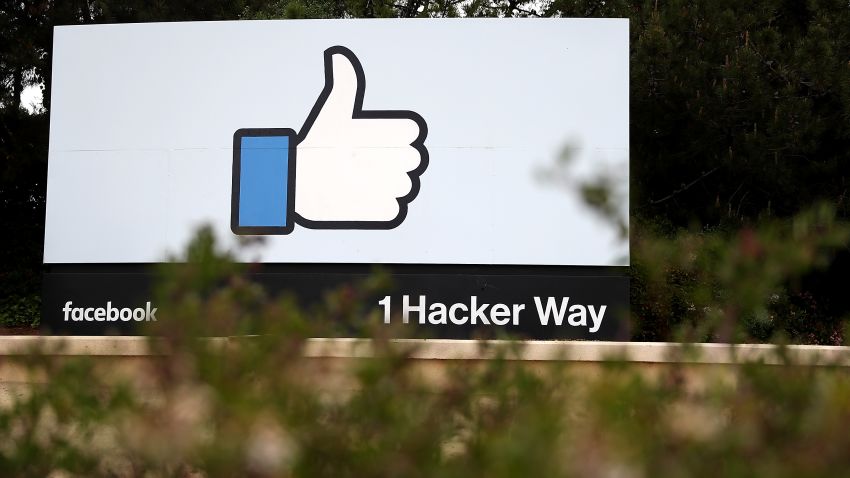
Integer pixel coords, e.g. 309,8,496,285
2,229,850,477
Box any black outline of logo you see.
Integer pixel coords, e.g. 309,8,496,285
231,46,429,236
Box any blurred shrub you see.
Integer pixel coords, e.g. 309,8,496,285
2,229,850,477
632,203,850,344
542,140,850,345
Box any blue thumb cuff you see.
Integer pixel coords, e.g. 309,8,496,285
231,128,297,235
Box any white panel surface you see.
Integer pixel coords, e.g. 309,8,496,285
44,19,629,265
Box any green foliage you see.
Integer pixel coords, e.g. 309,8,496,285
242,0,340,20
630,203,850,343
3,232,850,476
0,294,39,328
624,0,850,225
1,108,47,329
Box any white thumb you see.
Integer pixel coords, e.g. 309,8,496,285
322,48,362,115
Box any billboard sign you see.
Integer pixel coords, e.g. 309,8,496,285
43,19,630,338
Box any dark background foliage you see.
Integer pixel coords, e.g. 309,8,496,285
2,0,849,341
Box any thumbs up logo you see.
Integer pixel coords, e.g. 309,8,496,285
231,46,429,235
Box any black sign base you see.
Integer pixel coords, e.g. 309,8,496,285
43,264,629,340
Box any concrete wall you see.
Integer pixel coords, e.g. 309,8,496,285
2,338,849,400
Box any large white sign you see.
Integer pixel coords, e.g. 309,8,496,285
44,19,629,265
